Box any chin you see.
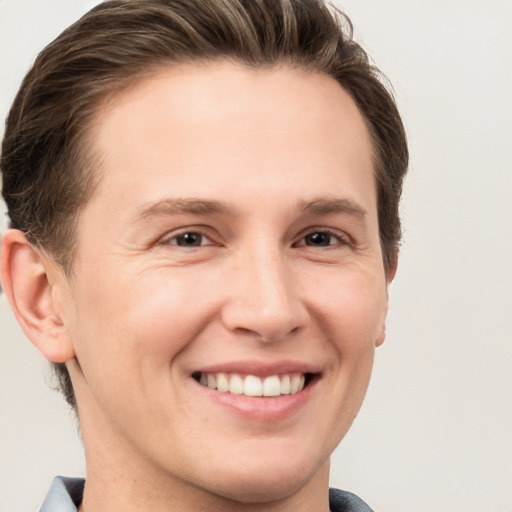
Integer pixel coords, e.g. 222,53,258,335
205,472,310,504
194,448,329,504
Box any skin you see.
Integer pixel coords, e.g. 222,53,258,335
1,62,393,512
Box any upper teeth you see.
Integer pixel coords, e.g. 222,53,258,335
198,372,306,397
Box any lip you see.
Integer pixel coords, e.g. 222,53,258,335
190,359,322,422
192,359,322,377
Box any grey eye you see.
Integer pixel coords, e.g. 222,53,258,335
172,232,205,246
304,232,334,246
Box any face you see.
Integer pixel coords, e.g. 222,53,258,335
58,63,390,503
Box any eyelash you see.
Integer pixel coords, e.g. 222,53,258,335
294,228,351,249
163,228,216,248
161,227,350,250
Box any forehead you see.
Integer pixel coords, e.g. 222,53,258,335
82,62,376,223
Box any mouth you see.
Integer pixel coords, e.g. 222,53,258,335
192,371,316,397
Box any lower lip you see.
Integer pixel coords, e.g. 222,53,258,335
193,377,318,422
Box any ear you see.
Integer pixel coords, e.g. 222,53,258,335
1,229,76,362
375,256,398,348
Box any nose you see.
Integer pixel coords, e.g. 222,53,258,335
220,245,310,342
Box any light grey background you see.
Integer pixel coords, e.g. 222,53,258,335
1,1,511,511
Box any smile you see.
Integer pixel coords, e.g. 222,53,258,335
194,372,310,397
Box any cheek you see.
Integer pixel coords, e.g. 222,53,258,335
67,271,215,430
87,272,226,407
320,276,383,430
128,269,219,353
83,277,210,366
313,268,388,350
311,268,385,422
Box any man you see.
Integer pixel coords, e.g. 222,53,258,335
0,1,408,511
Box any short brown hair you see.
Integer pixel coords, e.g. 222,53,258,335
1,0,408,410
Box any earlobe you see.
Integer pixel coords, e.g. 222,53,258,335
375,321,387,347
0,229,76,363
375,294,389,347
375,260,397,348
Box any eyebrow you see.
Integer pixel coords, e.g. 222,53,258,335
299,197,368,218
137,198,237,221
135,196,367,222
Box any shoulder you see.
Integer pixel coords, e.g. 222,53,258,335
329,488,375,512
39,476,85,512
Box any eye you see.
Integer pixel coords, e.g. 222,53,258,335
295,229,348,248
304,232,334,247
167,231,212,247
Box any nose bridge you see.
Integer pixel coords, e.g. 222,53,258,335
221,237,308,341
